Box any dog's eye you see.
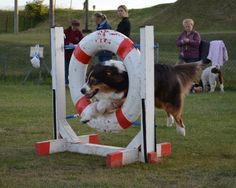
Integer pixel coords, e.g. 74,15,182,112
106,70,112,76
90,78,98,85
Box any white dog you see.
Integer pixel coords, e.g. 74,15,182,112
201,66,224,92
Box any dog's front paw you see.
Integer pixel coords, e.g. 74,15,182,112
220,84,224,92
166,115,174,127
80,103,97,123
80,113,92,123
96,100,111,114
176,125,186,136
80,119,90,124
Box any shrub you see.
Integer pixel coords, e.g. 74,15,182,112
24,0,48,27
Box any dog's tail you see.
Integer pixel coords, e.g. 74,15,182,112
174,62,202,94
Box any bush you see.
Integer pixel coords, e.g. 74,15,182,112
24,0,48,27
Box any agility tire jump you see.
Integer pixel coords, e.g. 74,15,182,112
69,30,141,132
35,27,171,168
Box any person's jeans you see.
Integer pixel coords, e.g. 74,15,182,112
178,55,201,63
97,50,113,62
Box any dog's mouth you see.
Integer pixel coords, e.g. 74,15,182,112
85,89,99,98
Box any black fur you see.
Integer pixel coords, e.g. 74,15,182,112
156,63,201,107
155,64,182,108
87,63,129,92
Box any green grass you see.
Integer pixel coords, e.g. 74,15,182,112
0,84,236,187
0,1,236,187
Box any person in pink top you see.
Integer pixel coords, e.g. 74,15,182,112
176,19,201,64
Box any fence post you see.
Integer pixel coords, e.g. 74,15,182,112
5,16,8,33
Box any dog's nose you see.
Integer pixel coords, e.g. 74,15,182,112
80,88,86,95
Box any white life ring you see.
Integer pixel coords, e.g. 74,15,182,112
69,30,141,132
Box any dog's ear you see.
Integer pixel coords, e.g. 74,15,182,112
211,67,220,74
86,64,94,76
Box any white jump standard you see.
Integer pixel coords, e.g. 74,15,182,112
35,26,171,167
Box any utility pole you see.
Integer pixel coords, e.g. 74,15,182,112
14,0,19,33
49,0,55,27
82,0,91,33
70,0,73,9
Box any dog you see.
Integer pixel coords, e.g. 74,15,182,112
80,60,201,136
201,65,224,92
80,60,128,123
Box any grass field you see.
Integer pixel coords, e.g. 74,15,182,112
0,31,235,187
0,83,236,187
0,1,236,187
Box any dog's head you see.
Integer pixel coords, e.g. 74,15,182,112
211,66,221,74
80,60,128,98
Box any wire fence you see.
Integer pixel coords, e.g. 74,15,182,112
0,11,45,33
0,35,235,90
158,48,236,90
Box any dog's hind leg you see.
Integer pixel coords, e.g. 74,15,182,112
164,105,185,136
174,116,186,136
166,101,186,136
219,71,224,92
174,98,186,136
210,81,217,92
201,79,208,92
166,112,174,127
209,75,217,92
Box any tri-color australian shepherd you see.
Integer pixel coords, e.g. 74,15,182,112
80,60,201,136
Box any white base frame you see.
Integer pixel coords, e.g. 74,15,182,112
36,131,171,167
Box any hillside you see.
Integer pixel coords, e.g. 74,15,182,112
144,0,236,32
35,0,236,33
1,0,236,34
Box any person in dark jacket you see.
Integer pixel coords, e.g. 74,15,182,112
117,5,131,37
64,19,83,84
93,12,113,62
176,18,201,64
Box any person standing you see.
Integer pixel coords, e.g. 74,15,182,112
176,19,201,64
64,19,83,85
94,12,112,30
117,5,131,37
93,12,113,62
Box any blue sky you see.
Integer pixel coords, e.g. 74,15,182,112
0,0,176,10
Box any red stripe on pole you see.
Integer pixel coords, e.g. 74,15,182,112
106,152,123,168
76,96,91,114
117,38,134,60
116,108,132,129
147,152,159,164
161,143,172,157
35,141,50,156
89,134,100,144
73,45,91,64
